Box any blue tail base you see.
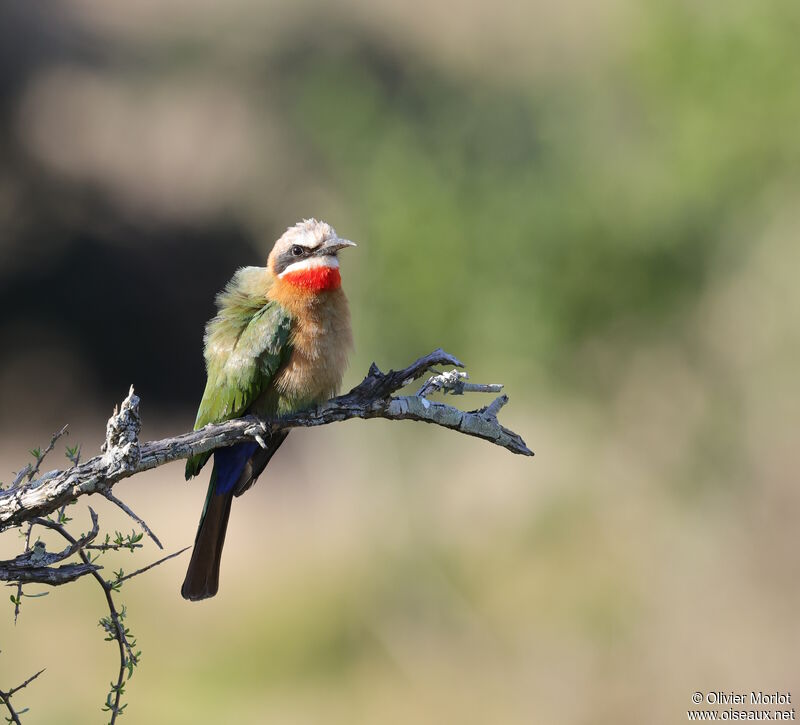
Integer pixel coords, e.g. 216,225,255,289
213,442,259,495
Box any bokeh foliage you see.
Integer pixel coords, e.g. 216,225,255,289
1,1,800,723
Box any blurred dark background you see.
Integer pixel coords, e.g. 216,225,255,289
1,1,799,723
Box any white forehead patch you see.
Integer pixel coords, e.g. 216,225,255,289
278,254,339,277
283,218,337,250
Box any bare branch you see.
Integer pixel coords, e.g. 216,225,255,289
10,466,31,489
0,667,45,725
482,394,509,419
0,510,102,586
101,491,163,550
0,561,100,586
417,368,504,397
0,350,532,531
3,669,45,700
115,547,191,585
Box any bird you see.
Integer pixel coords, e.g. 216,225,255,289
181,219,355,601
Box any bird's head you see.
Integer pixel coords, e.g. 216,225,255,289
268,219,356,292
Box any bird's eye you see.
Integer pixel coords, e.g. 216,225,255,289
291,245,305,257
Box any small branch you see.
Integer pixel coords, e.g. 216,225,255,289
3,669,45,701
12,525,32,624
0,667,45,725
57,444,81,524
0,350,532,531
85,542,143,552
115,547,190,585
10,467,31,489
1,510,102,586
27,426,69,482
32,516,183,722
482,394,509,419
417,369,503,397
31,509,101,560
101,492,163,550
11,425,71,621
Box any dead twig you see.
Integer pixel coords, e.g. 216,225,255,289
101,491,163,550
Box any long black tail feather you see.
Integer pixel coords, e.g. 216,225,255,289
181,482,234,601
181,431,289,601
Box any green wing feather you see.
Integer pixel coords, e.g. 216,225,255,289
185,268,293,479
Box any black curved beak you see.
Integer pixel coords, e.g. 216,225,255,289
318,238,357,255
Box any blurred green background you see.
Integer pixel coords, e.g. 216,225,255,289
1,0,799,722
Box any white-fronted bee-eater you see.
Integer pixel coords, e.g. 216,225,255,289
182,219,355,600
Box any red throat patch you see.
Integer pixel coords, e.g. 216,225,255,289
281,266,341,292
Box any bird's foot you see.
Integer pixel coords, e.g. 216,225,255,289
253,419,272,449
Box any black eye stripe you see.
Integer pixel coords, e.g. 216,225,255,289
274,245,317,274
